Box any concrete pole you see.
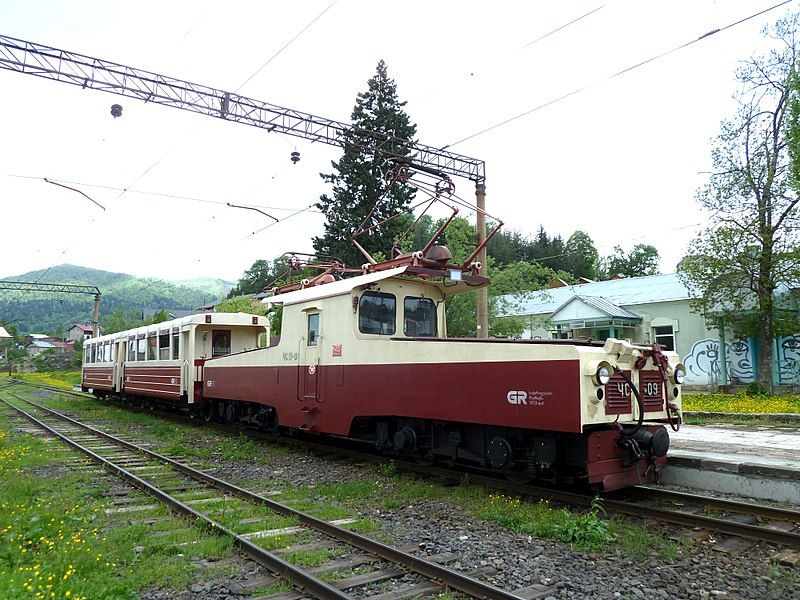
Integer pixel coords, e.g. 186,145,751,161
91,293,101,338
476,182,488,338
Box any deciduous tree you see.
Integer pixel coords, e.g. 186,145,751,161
678,14,800,386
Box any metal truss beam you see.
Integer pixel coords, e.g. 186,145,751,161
0,281,100,296
0,35,486,182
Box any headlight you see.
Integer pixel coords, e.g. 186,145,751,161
594,362,613,386
673,364,686,385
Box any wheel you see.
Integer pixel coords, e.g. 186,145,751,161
204,401,214,422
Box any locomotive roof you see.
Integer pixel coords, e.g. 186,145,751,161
86,312,268,344
264,265,488,307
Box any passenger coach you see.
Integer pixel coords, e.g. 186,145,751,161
82,313,268,407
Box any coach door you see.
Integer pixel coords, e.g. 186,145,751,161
299,310,321,402
114,339,124,392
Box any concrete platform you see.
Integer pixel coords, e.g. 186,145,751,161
663,424,800,504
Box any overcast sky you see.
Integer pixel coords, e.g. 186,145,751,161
0,0,794,283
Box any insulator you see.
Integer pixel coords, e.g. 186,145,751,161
110,104,123,118
411,251,424,260
290,151,300,164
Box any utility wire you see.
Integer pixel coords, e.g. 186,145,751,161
445,0,792,148
9,175,320,213
521,5,604,49
117,0,340,198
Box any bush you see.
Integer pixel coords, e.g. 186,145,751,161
744,381,770,397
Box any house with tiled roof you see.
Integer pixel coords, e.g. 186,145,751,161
498,273,800,388
67,323,100,341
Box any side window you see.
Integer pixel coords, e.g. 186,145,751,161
158,332,170,360
111,343,116,363
90,344,96,363
404,297,438,337
83,347,88,365
147,335,157,360
307,314,320,347
104,342,111,362
212,330,231,357
653,326,675,352
128,340,136,362
137,338,146,361
172,332,180,360
358,292,396,335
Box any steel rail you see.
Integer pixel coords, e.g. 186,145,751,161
0,392,353,600
628,486,800,523
13,379,800,548
3,389,524,600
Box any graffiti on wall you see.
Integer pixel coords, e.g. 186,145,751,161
682,338,755,385
777,335,800,384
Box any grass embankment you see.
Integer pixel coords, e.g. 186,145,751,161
29,391,679,560
0,401,240,599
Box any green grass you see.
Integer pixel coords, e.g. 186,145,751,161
0,408,241,599
683,392,800,414
4,371,82,388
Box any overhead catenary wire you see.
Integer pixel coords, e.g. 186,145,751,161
116,0,340,198
445,0,793,148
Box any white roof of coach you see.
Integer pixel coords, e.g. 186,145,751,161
265,265,488,307
86,313,267,345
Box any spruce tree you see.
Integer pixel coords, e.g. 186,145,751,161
314,60,417,267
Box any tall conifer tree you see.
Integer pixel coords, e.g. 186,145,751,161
314,61,417,267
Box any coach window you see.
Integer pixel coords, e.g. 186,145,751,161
404,297,438,337
359,292,396,335
90,344,96,363
104,342,111,363
128,341,136,362
172,332,180,360
212,330,231,357
653,325,675,352
158,332,170,360
307,314,320,347
147,335,157,360
111,343,116,363
137,338,146,361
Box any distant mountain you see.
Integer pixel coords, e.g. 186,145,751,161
0,264,219,334
172,277,236,299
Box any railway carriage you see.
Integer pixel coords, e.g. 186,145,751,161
82,313,268,407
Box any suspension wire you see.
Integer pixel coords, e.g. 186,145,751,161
116,0,340,198
520,5,604,49
445,0,792,148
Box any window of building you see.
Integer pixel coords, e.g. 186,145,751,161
359,292,396,335
404,297,437,337
147,336,157,360
137,338,146,361
307,315,319,347
172,332,180,360
158,332,170,360
212,330,231,357
653,325,675,351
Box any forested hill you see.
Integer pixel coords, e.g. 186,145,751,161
0,264,222,334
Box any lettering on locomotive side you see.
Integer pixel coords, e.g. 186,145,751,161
282,352,299,361
507,390,553,406
616,381,632,397
206,380,215,388
644,381,660,396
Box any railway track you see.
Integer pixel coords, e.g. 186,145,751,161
8,378,800,551
0,386,542,600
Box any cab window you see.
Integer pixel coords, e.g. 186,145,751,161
307,314,319,347
358,292,396,335
404,297,438,337
212,330,231,357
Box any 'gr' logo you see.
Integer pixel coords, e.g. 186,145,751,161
507,390,528,405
